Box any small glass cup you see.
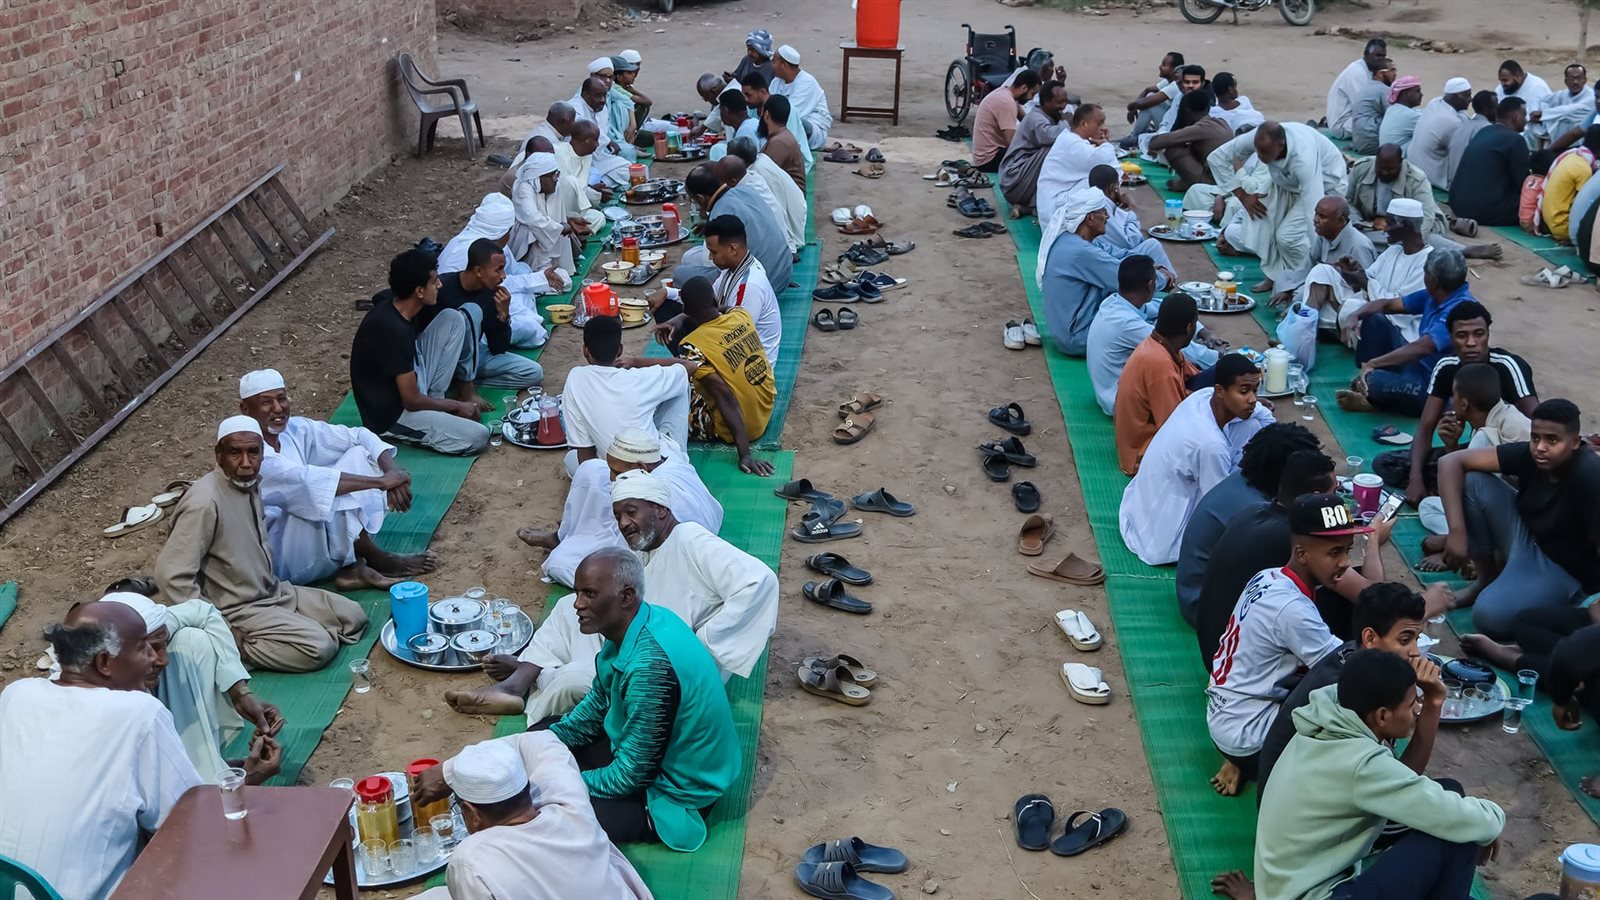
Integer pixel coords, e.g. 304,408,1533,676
1287,363,1306,393
388,838,417,876
1345,455,1364,473
1502,700,1525,734
431,813,458,850
1464,687,1493,717
1300,394,1319,421
219,766,248,820
413,827,441,864
1517,669,1539,705
1442,678,1464,718
465,587,488,602
349,658,372,694
488,420,504,447
360,839,390,876
501,393,520,412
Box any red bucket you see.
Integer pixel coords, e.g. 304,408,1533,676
855,0,901,48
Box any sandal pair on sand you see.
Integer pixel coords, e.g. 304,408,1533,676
795,836,907,900
797,653,878,705
103,480,191,538
834,392,882,445
1013,795,1128,856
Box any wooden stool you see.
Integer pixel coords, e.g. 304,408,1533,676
838,42,905,125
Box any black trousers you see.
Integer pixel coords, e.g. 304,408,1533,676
1511,607,1600,717
973,151,1004,173
529,716,657,843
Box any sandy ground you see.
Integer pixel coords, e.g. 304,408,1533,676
2,1,1598,897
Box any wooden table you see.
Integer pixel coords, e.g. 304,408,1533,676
838,42,905,125
112,785,357,900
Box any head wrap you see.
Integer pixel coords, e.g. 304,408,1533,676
522,152,560,179
588,57,614,75
1386,198,1425,220
101,592,171,635
1443,77,1472,95
1388,75,1422,103
619,49,642,65
465,193,514,237
1034,187,1113,291
746,30,773,58
777,44,801,66
611,55,639,74
216,415,263,443
607,427,662,465
444,740,530,805
238,368,286,400
611,469,671,508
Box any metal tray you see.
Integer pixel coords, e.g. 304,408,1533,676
1432,654,1512,725
380,608,535,672
323,806,462,888
1150,223,1220,242
502,421,568,450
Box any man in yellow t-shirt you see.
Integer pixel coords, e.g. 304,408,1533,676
634,277,775,475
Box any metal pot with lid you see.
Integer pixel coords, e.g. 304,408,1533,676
429,597,487,637
450,630,499,664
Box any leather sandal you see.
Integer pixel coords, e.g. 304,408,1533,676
797,664,874,705
833,413,876,444
838,393,884,416
1027,551,1107,586
803,655,879,688
1017,513,1054,556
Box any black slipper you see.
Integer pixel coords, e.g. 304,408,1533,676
1049,808,1128,856
978,436,1036,467
851,488,915,517
836,308,859,330
982,451,1011,482
805,552,873,585
803,579,872,614
1014,794,1055,851
1012,481,1041,513
775,479,835,503
979,222,1009,234
793,510,863,543
953,224,992,239
807,497,847,524
795,861,894,900
957,196,988,219
801,836,908,874
813,309,838,332
988,402,1031,436
865,148,885,163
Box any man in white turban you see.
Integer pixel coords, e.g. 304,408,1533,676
510,152,585,273
238,369,436,592
155,417,368,673
1039,186,1174,357
409,735,650,900
771,44,832,150
447,469,776,723
439,194,563,348
518,426,723,586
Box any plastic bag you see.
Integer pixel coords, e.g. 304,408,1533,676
1276,302,1319,372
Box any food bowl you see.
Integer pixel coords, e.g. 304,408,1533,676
619,297,649,324
547,303,575,324
639,249,666,266
1181,209,1214,237
450,630,499,664
603,261,636,285
407,632,449,665
615,222,648,241
603,206,632,222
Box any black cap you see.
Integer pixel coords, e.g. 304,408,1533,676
1289,492,1372,537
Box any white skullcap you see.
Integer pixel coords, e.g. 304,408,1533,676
1444,77,1472,94
588,57,615,74
777,45,801,65
101,592,171,635
607,426,662,465
611,469,671,507
467,193,515,236
1062,186,1109,232
1386,197,1426,219
523,152,560,179
238,368,286,400
444,739,529,805
217,415,263,443
619,49,642,65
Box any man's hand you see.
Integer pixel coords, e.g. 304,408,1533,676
1113,188,1133,210
450,400,482,420
1201,335,1230,351
1437,411,1464,448
1442,531,1470,568
1555,698,1584,731
1421,583,1455,620
567,217,593,237
1477,839,1500,866
1241,192,1268,219
1371,510,1397,547
493,286,512,322
413,762,450,805
243,734,283,785
739,454,775,477
1155,265,1177,286
232,691,285,738
1530,110,1544,123
1404,475,1428,507
1412,654,1446,705
597,184,616,203
381,470,414,513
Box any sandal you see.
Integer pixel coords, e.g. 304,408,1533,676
956,196,989,219
824,148,861,164
1012,480,1041,513
1014,794,1056,851
801,835,905,873
1060,663,1112,705
1054,609,1103,651
833,413,876,444
793,510,863,543
805,552,873,585
981,451,1011,482
988,402,1031,436
794,861,892,900
802,655,879,689
813,309,838,332
836,308,859,330
839,393,884,416
1017,513,1054,556
797,663,873,705
865,148,885,164
151,479,192,508
1049,808,1127,856
954,224,992,239
978,436,1036,467
803,579,872,614
851,487,915,517
1027,552,1106,586
853,162,885,179
838,218,882,235
978,222,1008,234
1372,425,1413,446
103,503,164,539
865,235,915,255
775,478,836,503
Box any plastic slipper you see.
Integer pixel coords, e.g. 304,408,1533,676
955,224,993,239
804,654,878,688
957,196,988,219
151,479,192,508
1017,513,1054,556
1013,481,1041,513
824,148,861,163
853,162,885,179
794,861,892,900
988,402,1031,436
1004,320,1026,348
807,497,848,524
797,664,873,705
1027,552,1106,586
1054,609,1103,651
852,487,915,517
833,414,876,445
865,148,885,164
806,552,873,585
981,451,1011,482
843,245,890,266
813,309,838,332
1014,794,1056,851
866,235,915,255
839,393,884,416
855,271,906,291
801,836,906,873
103,503,164,539
940,158,972,170
813,283,862,302
803,579,873,614
1060,663,1112,705
836,308,859,330
1022,319,1041,346
978,222,1009,234
776,478,836,503
794,511,863,543
831,207,853,226
979,436,1036,467
838,218,881,235
1371,425,1413,446
1049,808,1127,856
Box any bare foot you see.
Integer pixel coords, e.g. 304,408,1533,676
1336,389,1375,413
444,684,528,717
1251,279,1274,294
333,562,403,592
1416,552,1455,573
1463,243,1502,260
482,653,522,681
518,527,559,550
1211,871,1256,899
1582,774,1600,798
367,548,439,577
453,384,495,413
1421,534,1445,554
1459,633,1521,669
1210,759,1242,797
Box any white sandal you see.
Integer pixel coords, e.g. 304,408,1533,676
1054,609,1103,652
1061,663,1111,705
831,207,853,227
103,503,164,539
1004,320,1026,350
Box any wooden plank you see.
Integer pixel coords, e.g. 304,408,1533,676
49,343,111,420
228,206,284,275
208,222,266,290
110,295,171,368
0,416,44,480
15,365,80,444
161,258,221,328
136,275,194,342
249,192,302,257
81,316,142,395
267,174,315,237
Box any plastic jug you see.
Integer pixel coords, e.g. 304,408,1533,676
854,0,901,48
661,204,681,241
1164,199,1183,226
582,282,618,319
1561,843,1600,899
1262,347,1291,395
388,581,429,646
628,163,648,186
653,131,668,158
535,397,565,446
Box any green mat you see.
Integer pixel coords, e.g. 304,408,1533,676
0,581,16,634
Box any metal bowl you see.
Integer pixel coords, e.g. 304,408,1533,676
450,630,499,664
407,633,449,666
429,598,487,637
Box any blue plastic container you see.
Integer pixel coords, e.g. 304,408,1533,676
389,582,430,646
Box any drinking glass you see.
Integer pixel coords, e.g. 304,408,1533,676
413,827,441,864
1517,669,1539,705
349,658,372,694
1345,455,1364,473
1287,363,1306,395
488,420,504,448
1442,679,1463,718
465,587,488,602
1464,687,1493,717
430,813,458,850
500,393,520,412
360,839,391,876
1502,702,1524,734
219,766,248,820
1300,394,1319,421
388,838,417,876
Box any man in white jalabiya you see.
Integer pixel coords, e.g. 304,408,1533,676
1326,39,1388,137
411,736,651,900
570,75,634,188
771,44,832,150
726,135,805,255
446,470,776,723
438,193,560,349
1210,121,1348,296
554,121,610,237
509,102,575,170
238,368,436,590
510,151,586,273
1036,104,1119,223
1296,198,1433,335
518,427,723,587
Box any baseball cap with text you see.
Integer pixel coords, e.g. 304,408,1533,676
1289,492,1372,537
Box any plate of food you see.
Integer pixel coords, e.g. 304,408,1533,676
1195,292,1256,315
1149,223,1220,242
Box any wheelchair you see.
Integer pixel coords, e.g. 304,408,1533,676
944,24,1020,124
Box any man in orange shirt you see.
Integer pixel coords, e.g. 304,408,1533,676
973,70,1041,173
1114,292,1202,475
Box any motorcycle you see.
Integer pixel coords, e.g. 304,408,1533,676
1179,0,1315,27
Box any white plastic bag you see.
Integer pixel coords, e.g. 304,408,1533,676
1276,302,1319,372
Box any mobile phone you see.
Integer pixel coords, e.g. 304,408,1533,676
1377,491,1404,523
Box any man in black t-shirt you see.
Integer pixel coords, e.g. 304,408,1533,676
424,239,543,393
349,249,490,456
1448,97,1530,226
1437,399,1600,637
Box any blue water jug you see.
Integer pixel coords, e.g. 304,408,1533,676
389,581,430,646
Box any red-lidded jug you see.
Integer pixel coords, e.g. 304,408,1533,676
661,204,680,241
629,163,648,186
582,282,619,319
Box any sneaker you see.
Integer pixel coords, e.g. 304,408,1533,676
1022,319,1041,346
855,281,884,303
856,271,905,291
813,283,862,302
1004,320,1026,350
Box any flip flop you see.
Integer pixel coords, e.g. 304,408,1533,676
1017,513,1054,556
1013,794,1056,851
793,511,863,543
804,655,878,688
982,451,1011,482
988,402,1031,436
824,148,861,163
865,148,885,163
1027,552,1106,586
103,503,164,539
954,224,993,239
1060,663,1112,705
836,308,860,330
807,497,848,524
803,579,873,614
151,479,192,508
839,393,884,416
806,552,873,585
802,836,906,873
979,222,1008,234
1054,609,1103,651
1049,808,1128,855
776,478,836,503
1022,319,1041,346
813,309,839,332
851,488,915,517
1013,481,1041,513
978,436,1036,467
794,861,892,900
797,664,874,705
833,414,876,445
865,235,915,255
1372,425,1413,446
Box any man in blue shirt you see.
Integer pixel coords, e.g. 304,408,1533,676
1337,247,1474,417
1086,255,1221,415
1040,187,1172,357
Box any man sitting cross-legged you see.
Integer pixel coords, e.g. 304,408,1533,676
156,417,368,672
725,135,806,258
1000,79,1072,216
438,192,560,349
1268,195,1376,309
1087,254,1222,418
427,238,544,392
240,368,436,591
1339,246,1475,418
559,314,690,477
1299,197,1432,338
1040,186,1173,357
1088,165,1178,275
741,74,811,180
1345,144,1500,259
511,150,591,273
519,426,723,587
1146,89,1233,193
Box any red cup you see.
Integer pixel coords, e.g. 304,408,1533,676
1352,474,1384,517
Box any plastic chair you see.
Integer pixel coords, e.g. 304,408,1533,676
0,855,64,900
396,52,485,159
